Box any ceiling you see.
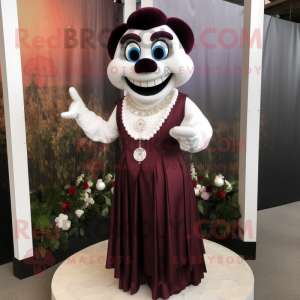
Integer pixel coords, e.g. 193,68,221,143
265,0,300,23
222,0,244,5
223,0,300,23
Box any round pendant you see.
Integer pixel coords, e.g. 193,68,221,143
134,118,147,132
134,147,147,162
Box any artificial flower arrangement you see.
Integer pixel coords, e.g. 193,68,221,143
190,164,242,237
30,172,115,255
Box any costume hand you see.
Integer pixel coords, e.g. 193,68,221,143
61,87,86,119
169,114,198,139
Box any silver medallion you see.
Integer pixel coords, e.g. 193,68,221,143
134,118,147,132
134,147,147,163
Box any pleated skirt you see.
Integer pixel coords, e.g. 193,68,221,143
106,151,207,300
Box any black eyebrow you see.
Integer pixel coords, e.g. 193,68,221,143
150,31,174,41
120,33,141,45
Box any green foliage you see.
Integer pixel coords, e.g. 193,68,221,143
102,207,109,217
104,195,112,206
192,166,242,237
34,215,52,231
30,172,114,254
216,203,236,221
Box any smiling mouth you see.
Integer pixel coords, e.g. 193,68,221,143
125,74,172,96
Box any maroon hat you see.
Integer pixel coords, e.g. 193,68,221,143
107,7,194,59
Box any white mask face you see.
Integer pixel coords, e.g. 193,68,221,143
107,25,194,105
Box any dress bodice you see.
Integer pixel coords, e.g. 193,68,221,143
115,91,188,183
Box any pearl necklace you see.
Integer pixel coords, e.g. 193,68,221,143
122,89,179,163
126,92,175,116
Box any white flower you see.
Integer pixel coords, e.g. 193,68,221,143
194,188,200,196
76,173,84,185
88,180,93,187
81,194,90,208
88,198,95,205
58,214,68,221
190,163,198,181
196,184,202,190
62,220,71,230
86,188,91,193
66,220,71,229
225,180,232,192
81,191,88,201
214,174,225,187
81,202,89,209
111,187,114,194
75,209,84,218
56,214,70,230
104,174,112,184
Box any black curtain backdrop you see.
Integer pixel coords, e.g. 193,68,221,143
259,15,300,210
154,0,300,210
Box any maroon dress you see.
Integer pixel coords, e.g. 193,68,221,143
105,92,207,300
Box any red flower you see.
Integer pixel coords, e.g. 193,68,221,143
82,181,89,190
217,190,226,198
111,180,115,187
193,182,197,188
198,175,203,181
62,201,70,211
206,185,215,193
68,187,76,195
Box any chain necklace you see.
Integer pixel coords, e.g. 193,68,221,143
126,89,176,117
122,89,179,163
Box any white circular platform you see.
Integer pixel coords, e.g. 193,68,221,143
51,239,254,300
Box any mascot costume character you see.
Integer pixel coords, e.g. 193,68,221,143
62,7,213,300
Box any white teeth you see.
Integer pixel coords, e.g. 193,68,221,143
128,74,170,88
148,80,155,87
161,75,168,82
155,78,163,85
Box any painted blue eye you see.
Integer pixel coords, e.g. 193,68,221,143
152,41,169,61
125,42,141,62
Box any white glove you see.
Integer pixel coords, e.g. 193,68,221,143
61,87,119,143
169,98,213,153
170,114,201,152
170,114,199,139
61,87,87,119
